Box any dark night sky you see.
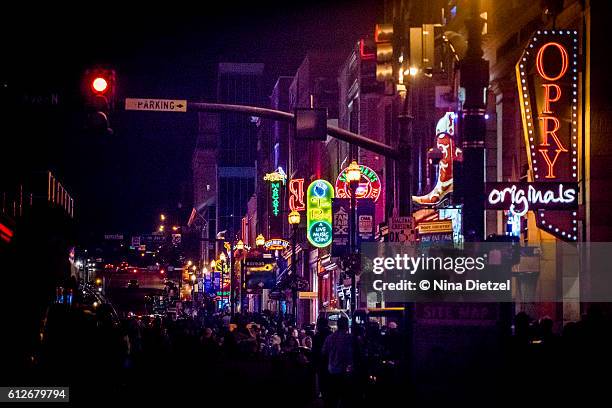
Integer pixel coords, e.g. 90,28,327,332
1,1,380,240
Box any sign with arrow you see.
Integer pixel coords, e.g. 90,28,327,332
125,98,187,112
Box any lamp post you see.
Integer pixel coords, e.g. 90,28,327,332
190,272,196,307
219,252,227,313
346,160,361,330
210,260,217,312
231,240,244,317
288,210,301,325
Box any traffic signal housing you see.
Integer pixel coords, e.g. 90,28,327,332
82,68,116,134
375,23,394,82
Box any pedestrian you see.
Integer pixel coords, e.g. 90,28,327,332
321,316,353,407
313,316,332,401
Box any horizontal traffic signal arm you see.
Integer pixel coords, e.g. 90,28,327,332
187,102,401,160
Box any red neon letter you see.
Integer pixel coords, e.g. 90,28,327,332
541,84,561,114
289,179,305,211
536,42,569,81
538,116,568,152
538,149,564,179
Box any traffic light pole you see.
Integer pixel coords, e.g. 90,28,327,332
187,102,401,160
458,1,489,242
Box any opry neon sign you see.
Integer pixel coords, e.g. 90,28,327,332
516,29,579,241
485,183,578,216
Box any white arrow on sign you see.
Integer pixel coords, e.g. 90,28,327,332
125,98,187,112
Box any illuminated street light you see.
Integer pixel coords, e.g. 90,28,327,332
236,240,244,250
346,160,361,189
256,234,265,247
159,225,164,232
346,160,361,329
219,252,226,262
160,214,166,221
288,210,301,226
190,274,196,283
210,260,216,269
408,66,419,76
172,226,179,231
187,260,193,266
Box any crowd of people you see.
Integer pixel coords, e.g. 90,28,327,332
26,293,612,406
34,302,406,406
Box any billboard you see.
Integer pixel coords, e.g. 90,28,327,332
332,198,350,257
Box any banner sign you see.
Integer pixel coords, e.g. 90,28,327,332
307,179,334,248
416,220,453,234
332,198,350,257
516,29,579,241
388,216,415,243
357,198,376,245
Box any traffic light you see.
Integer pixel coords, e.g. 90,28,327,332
82,68,116,134
375,23,394,82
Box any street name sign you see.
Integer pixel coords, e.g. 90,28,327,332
125,98,187,112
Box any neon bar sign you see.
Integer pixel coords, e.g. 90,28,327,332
485,182,578,216
288,178,305,211
516,29,579,241
335,164,381,202
307,179,334,248
264,239,289,251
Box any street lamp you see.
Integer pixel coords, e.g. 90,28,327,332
219,253,227,312
288,210,301,324
256,234,265,247
346,160,361,330
236,240,244,250
190,273,197,304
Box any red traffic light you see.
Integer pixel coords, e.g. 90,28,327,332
91,77,109,94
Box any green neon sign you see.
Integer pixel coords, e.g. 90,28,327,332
307,179,334,248
271,181,281,216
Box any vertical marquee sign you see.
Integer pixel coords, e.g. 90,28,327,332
264,167,287,238
307,179,334,248
516,29,579,241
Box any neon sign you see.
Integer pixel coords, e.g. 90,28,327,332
485,182,578,216
271,181,281,216
517,30,579,241
263,167,287,184
264,239,289,251
413,112,462,205
307,179,334,248
288,178,305,211
336,164,381,202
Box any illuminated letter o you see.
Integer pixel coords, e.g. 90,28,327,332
536,42,569,81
